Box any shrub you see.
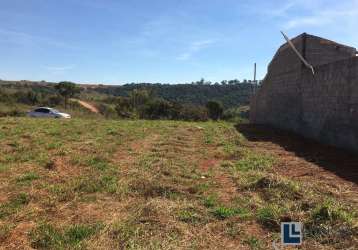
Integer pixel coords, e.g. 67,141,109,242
206,101,223,120
139,99,172,119
97,103,117,118
115,97,134,118
222,106,249,123
177,104,208,121
114,89,209,121
0,107,26,117
42,95,63,106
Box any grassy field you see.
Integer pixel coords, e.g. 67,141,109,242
0,118,357,249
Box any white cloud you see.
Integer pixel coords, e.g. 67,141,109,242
285,8,358,29
251,0,314,18
176,39,216,61
176,53,191,61
0,28,76,50
252,0,358,33
262,0,298,17
44,65,76,75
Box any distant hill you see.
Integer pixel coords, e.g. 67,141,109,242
0,80,259,108
86,83,258,108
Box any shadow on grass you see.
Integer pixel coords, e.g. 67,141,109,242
235,124,358,185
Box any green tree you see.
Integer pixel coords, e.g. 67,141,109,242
26,91,39,105
140,99,172,119
115,97,133,118
206,101,223,120
55,82,81,108
128,89,151,108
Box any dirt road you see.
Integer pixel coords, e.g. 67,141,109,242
72,99,99,113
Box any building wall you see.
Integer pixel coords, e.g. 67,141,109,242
300,57,358,151
305,35,356,66
250,34,358,152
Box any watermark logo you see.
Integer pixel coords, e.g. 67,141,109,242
281,222,302,246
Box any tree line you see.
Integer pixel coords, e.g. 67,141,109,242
0,79,256,120
89,79,259,109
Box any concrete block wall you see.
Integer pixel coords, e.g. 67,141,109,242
250,33,358,152
305,35,356,66
299,57,358,151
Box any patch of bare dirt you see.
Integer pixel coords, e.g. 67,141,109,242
199,159,219,172
215,174,238,203
3,222,35,250
113,134,160,167
49,157,83,179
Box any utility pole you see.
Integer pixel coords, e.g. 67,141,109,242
254,63,257,84
253,63,258,95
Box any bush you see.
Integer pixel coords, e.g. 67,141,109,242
115,97,134,118
42,95,63,106
97,103,117,118
0,105,27,117
222,106,250,123
206,101,223,120
0,89,13,103
177,104,208,121
113,89,209,121
0,87,63,107
139,99,172,119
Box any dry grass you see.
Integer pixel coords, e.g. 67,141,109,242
0,117,357,249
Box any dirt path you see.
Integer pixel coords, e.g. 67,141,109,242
72,99,99,113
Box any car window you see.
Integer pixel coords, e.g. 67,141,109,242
34,108,50,113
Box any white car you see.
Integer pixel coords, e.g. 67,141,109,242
27,107,71,119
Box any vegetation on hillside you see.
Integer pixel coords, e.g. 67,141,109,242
55,82,81,108
0,80,253,122
89,80,258,109
0,79,259,109
98,89,210,121
0,82,98,118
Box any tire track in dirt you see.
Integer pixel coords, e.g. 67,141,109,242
199,158,238,203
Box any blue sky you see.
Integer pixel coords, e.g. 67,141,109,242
1,0,358,84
